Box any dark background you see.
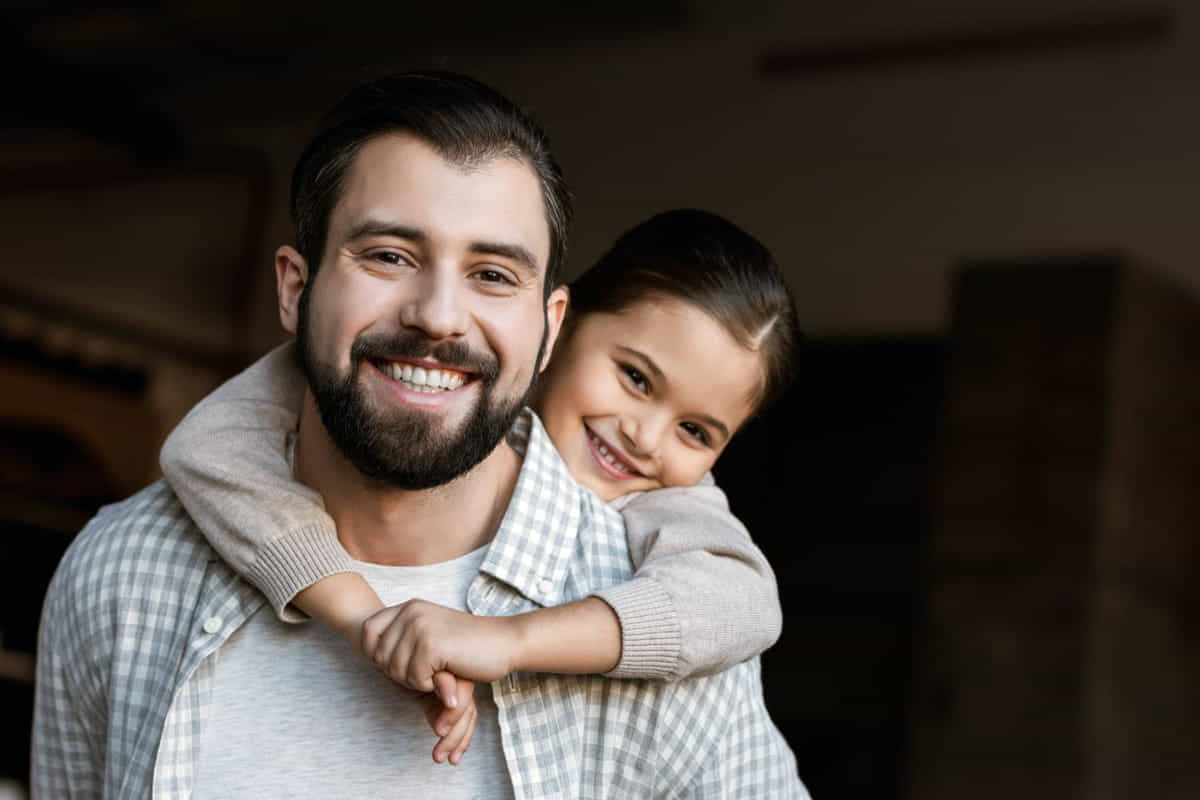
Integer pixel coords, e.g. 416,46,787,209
3,2,1199,798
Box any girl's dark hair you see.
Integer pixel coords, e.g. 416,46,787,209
569,209,801,413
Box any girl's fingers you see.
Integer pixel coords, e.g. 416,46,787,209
449,704,478,765
432,677,474,735
434,702,477,765
360,605,403,662
432,670,459,709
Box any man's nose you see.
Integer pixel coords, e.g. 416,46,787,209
398,268,470,340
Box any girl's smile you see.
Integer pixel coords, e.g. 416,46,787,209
584,424,645,480
535,296,764,501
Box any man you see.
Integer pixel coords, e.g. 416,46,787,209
33,71,803,798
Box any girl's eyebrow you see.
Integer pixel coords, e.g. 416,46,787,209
616,345,664,381
616,345,731,442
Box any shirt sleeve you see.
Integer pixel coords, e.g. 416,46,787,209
158,341,353,621
32,562,105,797
594,478,783,680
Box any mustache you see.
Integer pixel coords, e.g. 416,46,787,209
350,331,500,382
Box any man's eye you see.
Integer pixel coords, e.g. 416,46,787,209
680,421,710,446
620,364,649,393
371,251,410,266
476,269,515,285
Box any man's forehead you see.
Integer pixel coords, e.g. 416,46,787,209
335,133,552,272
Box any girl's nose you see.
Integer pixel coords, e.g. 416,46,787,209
619,410,669,459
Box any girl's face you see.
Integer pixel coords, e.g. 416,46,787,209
535,296,764,501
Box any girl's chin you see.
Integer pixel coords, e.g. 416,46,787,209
577,472,627,502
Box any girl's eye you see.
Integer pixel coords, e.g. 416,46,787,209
620,364,649,393
680,421,711,447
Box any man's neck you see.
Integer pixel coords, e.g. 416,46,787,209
292,391,521,566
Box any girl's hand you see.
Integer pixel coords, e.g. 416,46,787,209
418,672,478,765
360,599,522,690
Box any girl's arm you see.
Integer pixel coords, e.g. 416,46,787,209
597,482,782,680
158,342,384,641
363,483,780,684
162,344,780,682
480,482,780,681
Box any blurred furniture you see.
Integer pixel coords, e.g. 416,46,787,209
908,257,1200,800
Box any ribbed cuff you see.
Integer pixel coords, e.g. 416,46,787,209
593,577,682,680
244,524,356,622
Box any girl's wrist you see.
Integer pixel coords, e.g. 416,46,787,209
506,612,535,674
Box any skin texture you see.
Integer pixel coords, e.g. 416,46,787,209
535,297,764,501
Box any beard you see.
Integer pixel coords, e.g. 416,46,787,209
296,289,543,490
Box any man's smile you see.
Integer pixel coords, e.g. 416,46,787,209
371,358,470,393
364,359,480,410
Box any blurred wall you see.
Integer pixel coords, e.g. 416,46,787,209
155,0,1200,348
6,1,1198,357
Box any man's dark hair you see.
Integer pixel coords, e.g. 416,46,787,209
290,70,572,292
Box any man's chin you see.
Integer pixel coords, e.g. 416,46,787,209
341,397,524,489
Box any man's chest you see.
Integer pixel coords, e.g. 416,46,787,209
190,549,514,798
192,606,514,798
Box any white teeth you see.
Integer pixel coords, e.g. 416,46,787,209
383,361,466,392
590,432,629,471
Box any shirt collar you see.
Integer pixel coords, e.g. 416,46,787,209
478,409,589,607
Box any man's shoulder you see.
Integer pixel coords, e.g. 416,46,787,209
65,479,211,567
46,480,214,619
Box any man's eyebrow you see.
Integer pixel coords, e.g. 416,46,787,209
342,221,540,275
617,345,732,442
344,220,426,243
469,241,540,275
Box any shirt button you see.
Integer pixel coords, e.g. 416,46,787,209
537,578,554,594
202,617,223,635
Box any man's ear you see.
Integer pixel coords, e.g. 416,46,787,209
539,284,570,373
275,246,309,335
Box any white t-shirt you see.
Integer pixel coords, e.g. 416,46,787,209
194,544,514,799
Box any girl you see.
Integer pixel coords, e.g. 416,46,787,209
160,208,801,763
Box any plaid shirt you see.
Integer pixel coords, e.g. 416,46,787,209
34,411,806,799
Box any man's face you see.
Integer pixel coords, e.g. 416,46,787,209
288,133,564,489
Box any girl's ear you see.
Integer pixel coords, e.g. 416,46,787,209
275,246,309,334
539,284,570,373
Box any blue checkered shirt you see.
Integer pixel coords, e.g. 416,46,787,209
34,411,806,799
